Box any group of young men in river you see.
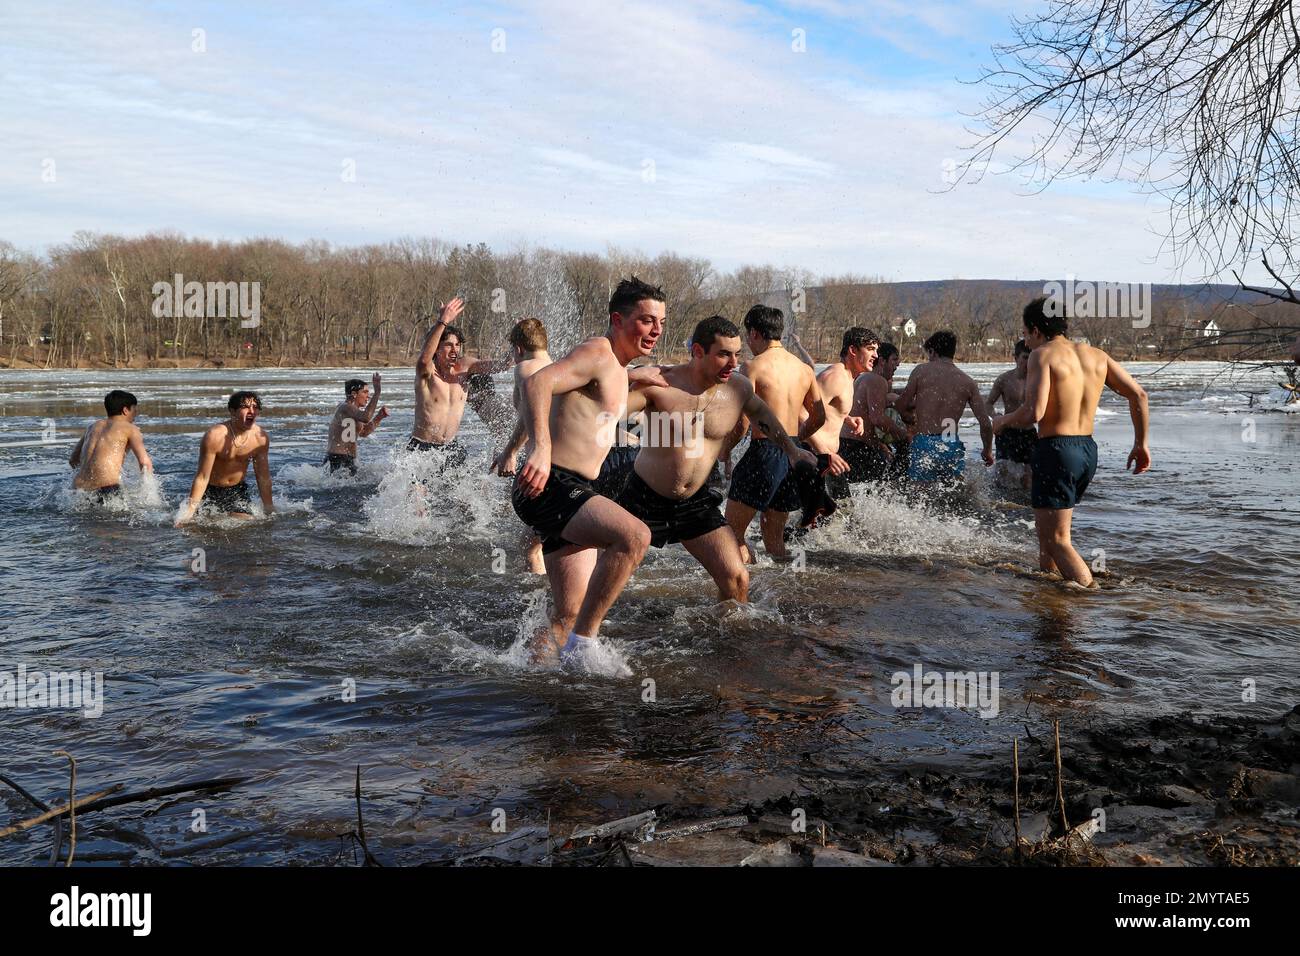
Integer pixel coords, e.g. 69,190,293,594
72,276,1163,671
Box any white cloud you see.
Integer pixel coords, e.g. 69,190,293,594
0,0,1214,283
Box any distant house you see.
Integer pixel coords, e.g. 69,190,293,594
985,337,1002,348
1202,319,1220,339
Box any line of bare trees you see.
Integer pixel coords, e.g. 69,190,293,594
0,231,1292,369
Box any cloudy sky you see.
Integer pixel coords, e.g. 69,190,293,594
1,0,1217,283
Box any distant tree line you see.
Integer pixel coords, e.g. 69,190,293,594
0,232,1294,369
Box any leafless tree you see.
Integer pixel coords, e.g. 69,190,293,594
965,0,1300,360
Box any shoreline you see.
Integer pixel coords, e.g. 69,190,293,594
0,353,1249,372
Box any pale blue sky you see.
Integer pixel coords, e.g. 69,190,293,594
0,1,1218,282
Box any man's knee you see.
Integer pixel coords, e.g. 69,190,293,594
722,565,749,600
618,521,650,558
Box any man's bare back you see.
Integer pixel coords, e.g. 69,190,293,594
1028,338,1110,437
742,345,817,438
71,417,151,490
900,360,988,436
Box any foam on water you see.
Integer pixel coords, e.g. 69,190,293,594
36,467,173,525
379,585,636,679
806,479,1018,561
362,445,506,545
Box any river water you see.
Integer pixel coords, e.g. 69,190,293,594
1,361,1297,864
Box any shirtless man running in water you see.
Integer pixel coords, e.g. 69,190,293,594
176,390,273,524
724,305,828,561
409,297,511,467
789,326,867,507
841,341,911,492
894,330,993,488
993,296,1150,587
69,389,154,501
987,340,1034,491
325,373,388,475
622,316,816,601
491,317,552,574
513,277,664,672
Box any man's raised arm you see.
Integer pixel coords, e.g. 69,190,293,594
415,297,465,375
1105,355,1151,474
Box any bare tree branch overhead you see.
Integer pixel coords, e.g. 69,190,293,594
966,0,1300,284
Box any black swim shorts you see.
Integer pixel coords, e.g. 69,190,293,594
203,480,253,514
1031,435,1098,510
324,453,357,475
995,426,1037,465
511,466,599,555
93,484,123,504
406,437,468,472
617,470,726,548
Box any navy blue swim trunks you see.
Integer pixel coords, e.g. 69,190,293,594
727,438,800,512
1031,435,1098,510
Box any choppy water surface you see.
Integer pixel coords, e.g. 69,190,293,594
1,362,1297,864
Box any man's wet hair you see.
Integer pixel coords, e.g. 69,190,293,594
509,317,547,352
923,331,957,359
228,390,262,412
878,342,899,363
743,304,784,341
609,276,666,318
439,325,465,348
840,326,879,358
104,390,137,416
691,315,741,353
1023,295,1069,338
345,378,367,396
1014,339,1031,357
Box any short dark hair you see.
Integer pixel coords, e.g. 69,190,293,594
1014,338,1031,357
228,390,262,412
691,315,741,353
743,304,784,341
923,331,956,359
1023,295,1069,338
439,325,465,347
345,378,367,396
104,390,137,416
878,342,899,363
609,276,666,318
840,326,879,358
